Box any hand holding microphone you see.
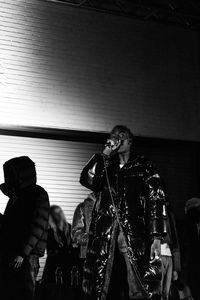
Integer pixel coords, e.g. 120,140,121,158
103,138,121,156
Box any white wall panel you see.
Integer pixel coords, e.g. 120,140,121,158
0,134,100,278
0,0,200,141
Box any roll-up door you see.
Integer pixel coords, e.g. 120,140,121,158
0,134,198,279
0,134,101,278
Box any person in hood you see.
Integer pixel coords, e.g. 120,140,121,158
0,156,50,300
72,192,97,260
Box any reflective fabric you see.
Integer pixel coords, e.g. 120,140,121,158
80,153,167,300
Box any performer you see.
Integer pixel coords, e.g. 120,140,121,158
80,125,167,300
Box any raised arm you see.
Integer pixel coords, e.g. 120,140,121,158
80,153,107,192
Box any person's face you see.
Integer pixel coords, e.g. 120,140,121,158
52,208,63,223
118,138,131,154
110,130,132,154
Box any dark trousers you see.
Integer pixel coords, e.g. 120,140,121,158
188,263,200,300
1,255,40,300
107,247,162,300
107,246,129,300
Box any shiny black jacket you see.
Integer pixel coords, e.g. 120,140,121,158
80,152,167,300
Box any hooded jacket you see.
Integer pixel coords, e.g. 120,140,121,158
1,156,50,258
80,153,167,300
72,193,96,259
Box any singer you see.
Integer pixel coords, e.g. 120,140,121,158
80,125,168,300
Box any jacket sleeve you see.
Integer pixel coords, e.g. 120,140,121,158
71,204,88,246
80,153,106,192
144,161,167,239
22,191,50,257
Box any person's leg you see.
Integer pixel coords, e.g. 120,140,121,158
188,266,199,300
1,263,12,300
20,255,40,300
1,258,21,300
107,247,128,300
161,256,173,300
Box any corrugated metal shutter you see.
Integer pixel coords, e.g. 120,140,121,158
1,1,200,141
0,134,100,278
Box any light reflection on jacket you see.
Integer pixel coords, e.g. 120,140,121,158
80,152,167,300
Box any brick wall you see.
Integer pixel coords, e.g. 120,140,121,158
0,0,200,140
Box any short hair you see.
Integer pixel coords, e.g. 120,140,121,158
110,125,134,144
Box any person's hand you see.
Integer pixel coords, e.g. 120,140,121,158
11,256,24,268
150,239,161,260
172,270,178,281
103,139,121,156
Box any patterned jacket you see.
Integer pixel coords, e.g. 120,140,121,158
72,193,96,258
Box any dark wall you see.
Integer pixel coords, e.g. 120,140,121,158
135,138,199,219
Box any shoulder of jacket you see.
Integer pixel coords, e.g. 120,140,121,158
75,202,84,212
32,185,49,204
131,154,152,166
34,184,48,194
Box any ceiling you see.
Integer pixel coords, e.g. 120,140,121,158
49,0,200,30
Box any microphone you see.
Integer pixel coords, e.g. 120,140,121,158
105,138,121,149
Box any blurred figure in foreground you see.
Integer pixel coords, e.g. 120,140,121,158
184,198,200,300
0,156,49,300
40,205,80,300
